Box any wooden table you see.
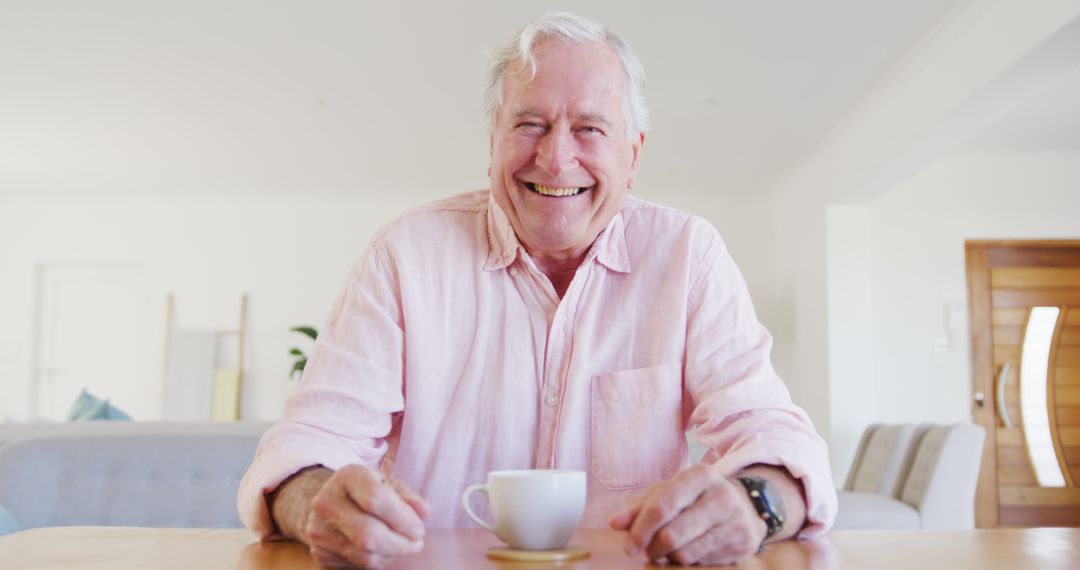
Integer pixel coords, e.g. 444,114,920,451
1,526,1079,569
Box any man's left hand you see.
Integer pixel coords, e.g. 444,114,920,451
609,464,776,566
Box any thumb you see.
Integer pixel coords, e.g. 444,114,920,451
609,506,641,530
609,493,646,530
390,477,431,520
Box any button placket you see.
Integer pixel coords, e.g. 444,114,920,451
531,258,595,469
535,319,564,468
518,258,560,469
538,270,590,468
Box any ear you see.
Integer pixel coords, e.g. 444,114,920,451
626,132,646,190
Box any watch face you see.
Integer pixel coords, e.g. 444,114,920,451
760,481,786,521
739,476,785,538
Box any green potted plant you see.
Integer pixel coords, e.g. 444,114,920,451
289,326,318,379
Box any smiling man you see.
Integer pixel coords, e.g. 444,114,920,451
239,12,836,568
488,35,643,298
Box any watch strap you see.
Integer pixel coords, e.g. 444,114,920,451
737,476,785,543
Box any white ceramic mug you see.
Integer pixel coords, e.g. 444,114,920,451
461,469,586,551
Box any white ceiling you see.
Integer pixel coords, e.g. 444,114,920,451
966,63,1080,151
0,0,970,198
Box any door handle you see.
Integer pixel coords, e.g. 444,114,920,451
996,362,1013,428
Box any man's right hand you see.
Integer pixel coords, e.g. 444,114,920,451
270,465,431,569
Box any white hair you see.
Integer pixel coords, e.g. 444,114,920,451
484,12,649,137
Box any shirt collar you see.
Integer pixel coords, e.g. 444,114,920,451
483,192,521,271
591,209,632,273
483,191,632,274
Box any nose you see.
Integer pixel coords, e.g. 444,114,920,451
535,127,578,176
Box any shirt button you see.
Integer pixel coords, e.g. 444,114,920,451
509,267,518,276
545,394,559,406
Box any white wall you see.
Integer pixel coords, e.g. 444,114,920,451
826,150,1080,480
0,192,441,420
826,204,875,483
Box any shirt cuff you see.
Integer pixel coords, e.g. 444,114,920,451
237,440,374,540
707,444,838,539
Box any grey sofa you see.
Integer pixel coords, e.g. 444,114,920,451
0,422,270,535
0,420,272,448
834,423,986,530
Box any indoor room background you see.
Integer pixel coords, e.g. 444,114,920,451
2,0,1079,484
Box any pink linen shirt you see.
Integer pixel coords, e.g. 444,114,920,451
238,190,837,538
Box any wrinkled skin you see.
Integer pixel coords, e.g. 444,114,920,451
272,465,429,569
610,464,767,566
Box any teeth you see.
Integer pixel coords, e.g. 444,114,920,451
533,184,583,197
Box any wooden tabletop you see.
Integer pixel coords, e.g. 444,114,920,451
1,526,1078,569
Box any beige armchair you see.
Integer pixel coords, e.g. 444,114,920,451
834,423,985,530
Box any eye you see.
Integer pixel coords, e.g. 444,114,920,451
578,125,606,136
514,122,546,135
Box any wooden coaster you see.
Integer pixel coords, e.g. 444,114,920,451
486,545,591,562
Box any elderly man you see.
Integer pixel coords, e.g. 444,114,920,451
239,12,836,568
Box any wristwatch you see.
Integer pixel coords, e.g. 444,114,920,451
736,476,785,544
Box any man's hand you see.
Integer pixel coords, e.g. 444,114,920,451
270,465,431,569
609,464,806,566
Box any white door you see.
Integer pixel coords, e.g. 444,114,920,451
34,264,150,420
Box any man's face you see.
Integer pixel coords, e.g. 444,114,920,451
489,39,644,259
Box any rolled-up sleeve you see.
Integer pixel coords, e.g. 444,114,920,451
682,230,837,538
237,240,406,538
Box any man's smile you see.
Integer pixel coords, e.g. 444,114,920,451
524,182,592,197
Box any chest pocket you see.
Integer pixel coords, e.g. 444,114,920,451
590,363,685,491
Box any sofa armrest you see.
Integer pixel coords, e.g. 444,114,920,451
899,424,986,529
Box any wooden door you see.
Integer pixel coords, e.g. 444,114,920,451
967,240,1080,527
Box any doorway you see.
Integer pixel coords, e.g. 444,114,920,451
967,240,1080,527
32,263,151,420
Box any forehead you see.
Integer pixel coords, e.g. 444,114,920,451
501,39,626,119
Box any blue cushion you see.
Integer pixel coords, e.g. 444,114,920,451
0,505,19,536
67,389,132,421
104,402,132,420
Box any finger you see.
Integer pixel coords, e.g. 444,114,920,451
609,505,641,530
627,466,717,554
609,485,656,528
669,491,763,567
667,525,730,567
310,546,354,568
644,491,726,561
304,518,352,556
307,477,421,564
610,489,651,529
335,542,394,570
313,543,394,570
307,527,365,567
342,468,427,541
308,519,419,568
389,476,432,520
336,510,425,557
689,522,761,567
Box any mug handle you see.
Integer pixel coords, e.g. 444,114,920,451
461,483,496,531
